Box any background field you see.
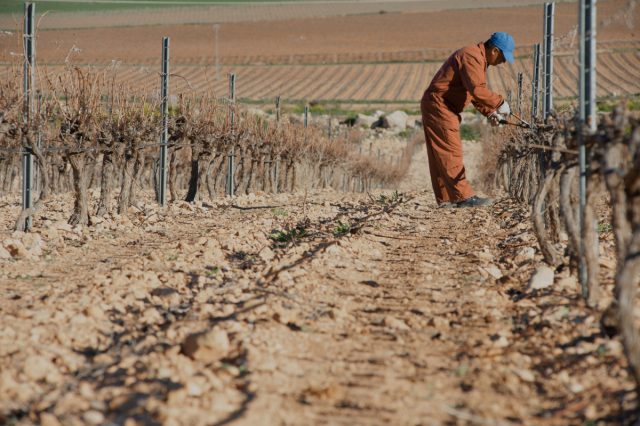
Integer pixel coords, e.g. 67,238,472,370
0,0,568,28
0,0,307,15
0,0,637,106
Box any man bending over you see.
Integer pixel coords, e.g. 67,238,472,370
420,32,514,208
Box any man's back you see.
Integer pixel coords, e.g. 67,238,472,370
425,43,500,116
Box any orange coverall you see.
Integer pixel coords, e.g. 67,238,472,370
421,42,503,204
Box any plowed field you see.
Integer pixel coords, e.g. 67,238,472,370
14,44,637,103
1,0,638,102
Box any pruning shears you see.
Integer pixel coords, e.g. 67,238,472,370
499,112,533,129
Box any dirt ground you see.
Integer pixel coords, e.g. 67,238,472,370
0,139,634,425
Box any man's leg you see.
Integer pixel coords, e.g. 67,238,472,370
424,139,448,204
423,121,475,203
421,98,450,205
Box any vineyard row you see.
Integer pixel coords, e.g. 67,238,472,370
0,68,417,231
494,104,640,407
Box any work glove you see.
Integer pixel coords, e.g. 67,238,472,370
497,100,511,116
488,112,503,127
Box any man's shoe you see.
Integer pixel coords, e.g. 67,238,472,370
455,196,493,208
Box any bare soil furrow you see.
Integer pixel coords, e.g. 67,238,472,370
607,51,640,84
598,52,640,95
551,56,577,98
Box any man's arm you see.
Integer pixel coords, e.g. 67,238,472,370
459,52,503,116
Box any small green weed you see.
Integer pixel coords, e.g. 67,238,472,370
205,266,219,277
628,97,640,111
597,221,612,234
143,103,161,118
378,190,400,205
333,221,351,236
597,96,640,112
597,101,615,113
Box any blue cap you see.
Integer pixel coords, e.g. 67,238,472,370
490,32,515,63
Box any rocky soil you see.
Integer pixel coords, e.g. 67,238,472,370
0,140,635,425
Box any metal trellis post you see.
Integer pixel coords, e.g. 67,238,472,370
531,43,541,123
22,2,35,231
543,2,556,122
34,90,42,194
274,95,280,194
158,37,170,206
578,0,597,298
304,104,309,128
226,73,236,197
517,72,523,116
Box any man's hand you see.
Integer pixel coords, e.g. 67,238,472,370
488,112,503,127
497,100,511,116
